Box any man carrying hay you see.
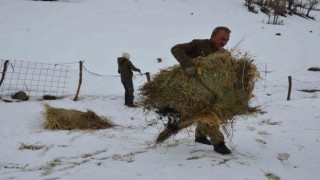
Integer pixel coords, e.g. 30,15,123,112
171,26,232,154
118,52,141,107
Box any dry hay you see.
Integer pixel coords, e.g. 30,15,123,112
44,104,114,130
43,95,58,100
139,53,259,142
12,91,29,101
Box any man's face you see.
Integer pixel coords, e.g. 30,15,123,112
211,30,230,49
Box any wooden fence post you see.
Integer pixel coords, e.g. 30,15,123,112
73,61,83,101
287,76,292,101
0,60,9,88
145,72,151,82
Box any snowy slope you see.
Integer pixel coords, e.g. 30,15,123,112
0,0,320,180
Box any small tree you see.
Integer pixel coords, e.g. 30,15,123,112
306,0,320,18
287,0,295,10
257,0,265,6
245,0,253,7
295,0,307,14
245,0,258,13
269,0,286,24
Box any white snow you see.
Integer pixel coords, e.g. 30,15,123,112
0,0,320,179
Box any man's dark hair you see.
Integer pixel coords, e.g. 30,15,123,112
211,26,231,37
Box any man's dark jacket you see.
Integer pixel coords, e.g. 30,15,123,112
171,39,225,69
117,57,140,77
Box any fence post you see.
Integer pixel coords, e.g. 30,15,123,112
145,72,151,82
0,60,9,88
73,61,83,101
287,76,292,101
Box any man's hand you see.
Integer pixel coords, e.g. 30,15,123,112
185,66,196,76
210,93,218,104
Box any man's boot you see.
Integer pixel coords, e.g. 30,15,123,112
195,136,212,145
126,95,137,107
214,142,231,155
126,103,137,107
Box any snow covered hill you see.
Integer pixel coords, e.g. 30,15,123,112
0,0,319,179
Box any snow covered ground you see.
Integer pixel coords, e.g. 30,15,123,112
0,0,320,179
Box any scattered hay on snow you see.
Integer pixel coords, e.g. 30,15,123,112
44,104,114,130
139,53,259,142
11,91,29,101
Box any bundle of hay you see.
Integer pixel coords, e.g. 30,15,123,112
44,104,114,130
139,53,259,142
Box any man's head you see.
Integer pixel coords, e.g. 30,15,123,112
122,52,130,60
210,26,231,49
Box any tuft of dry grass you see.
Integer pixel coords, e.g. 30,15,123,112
265,172,281,180
44,104,114,130
19,143,45,150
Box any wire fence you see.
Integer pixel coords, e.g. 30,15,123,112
0,59,71,99
0,59,318,101
255,63,320,100
0,59,149,101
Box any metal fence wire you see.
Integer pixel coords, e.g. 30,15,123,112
0,59,70,99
